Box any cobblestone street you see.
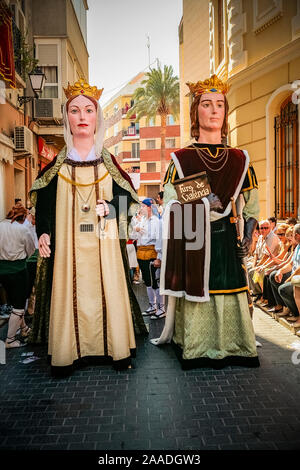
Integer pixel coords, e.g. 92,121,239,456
1,284,300,451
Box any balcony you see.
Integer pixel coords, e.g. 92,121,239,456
12,20,23,78
122,106,136,119
122,125,140,140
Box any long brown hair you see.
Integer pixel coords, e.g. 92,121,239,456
190,94,229,141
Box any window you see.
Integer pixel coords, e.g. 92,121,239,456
146,140,156,150
114,124,118,136
132,142,140,159
114,103,119,113
274,98,299,218
147,163,156,172
114,145,119,156
148,117,155,126
166,138,175,148
167,115,175,125
40,66,58,98
147,185,160,198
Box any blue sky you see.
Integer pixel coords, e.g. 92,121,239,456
87,0,182,105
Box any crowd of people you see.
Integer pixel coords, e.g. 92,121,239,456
0,199,38,347
1,73,299,376
128,193,164,320
247,216,300,327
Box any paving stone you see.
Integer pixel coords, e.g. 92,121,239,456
2,303,300,450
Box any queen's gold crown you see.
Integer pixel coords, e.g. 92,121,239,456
186,74,229,97
63,77,103,100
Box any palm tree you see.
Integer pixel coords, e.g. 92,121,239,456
127,64,180,187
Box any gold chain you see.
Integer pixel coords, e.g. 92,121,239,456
192,144,229,172
58,170,109,186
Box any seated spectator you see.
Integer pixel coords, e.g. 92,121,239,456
292,284,300,327
248,220,280,300
268,216,277,233
286,217,298,226
0,205,36,347
268,223,300,316
257,224,292,307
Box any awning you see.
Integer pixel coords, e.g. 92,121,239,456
38,137,57,161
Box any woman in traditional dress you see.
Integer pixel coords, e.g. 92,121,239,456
29,78,147,375
151,74,260,369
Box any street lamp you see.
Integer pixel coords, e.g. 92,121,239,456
17,68,46,107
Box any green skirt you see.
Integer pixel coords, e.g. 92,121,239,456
173,292,259,369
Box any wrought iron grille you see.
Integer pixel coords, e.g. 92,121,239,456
12,19,23,77
274,99,298,219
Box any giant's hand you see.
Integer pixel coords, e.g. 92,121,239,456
39,233,51,258
236,238,251,258
236,217,258,259
96,200,109,217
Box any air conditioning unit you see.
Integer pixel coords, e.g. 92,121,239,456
34,98,62,119
14,126,34,154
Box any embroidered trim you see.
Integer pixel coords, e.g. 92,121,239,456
94,165,108,356
241,164,258,192
209,286,248,294
64,157,104,167
71,165,81,359
30,146,68,207
58,170,109,187
102,148,140,204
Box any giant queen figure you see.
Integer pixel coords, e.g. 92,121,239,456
29,78,147,375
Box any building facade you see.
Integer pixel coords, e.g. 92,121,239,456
103,72,144,194
30,0,89,169
179,0,300,219
103,72,181,198
0,0,88,219
139,114,181,198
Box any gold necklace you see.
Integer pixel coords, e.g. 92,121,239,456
192,144,229,172
65,166,96,213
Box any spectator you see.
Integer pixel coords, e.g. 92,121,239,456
156,191,164,217
257,224,292,307
268,216,277,233
268,223,300,316
248,220,280,300
286,217,298,226
130,198,165,319
292,284,300,327
0,205,35,347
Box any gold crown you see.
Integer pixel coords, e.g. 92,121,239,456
186,74,229,97
63,77,103,100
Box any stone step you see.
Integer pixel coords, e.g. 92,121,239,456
256,303,300,336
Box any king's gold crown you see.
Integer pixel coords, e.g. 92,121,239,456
63,77,103,101
186,74,229,97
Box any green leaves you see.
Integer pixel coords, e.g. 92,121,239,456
126,64,179,122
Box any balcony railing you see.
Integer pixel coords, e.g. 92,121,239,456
123,126,139,137
12,20,23,78
122,106,136,119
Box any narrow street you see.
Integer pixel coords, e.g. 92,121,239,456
1,284,300,451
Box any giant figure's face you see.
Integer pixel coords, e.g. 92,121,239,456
197,93,225,134
67,95,97,137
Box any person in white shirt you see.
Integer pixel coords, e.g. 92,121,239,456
0,205,36,348
130,199,165,319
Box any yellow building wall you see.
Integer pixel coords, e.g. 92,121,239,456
243,0,297,67
228,52,300,219
179,0,210,146
179,0,300,220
